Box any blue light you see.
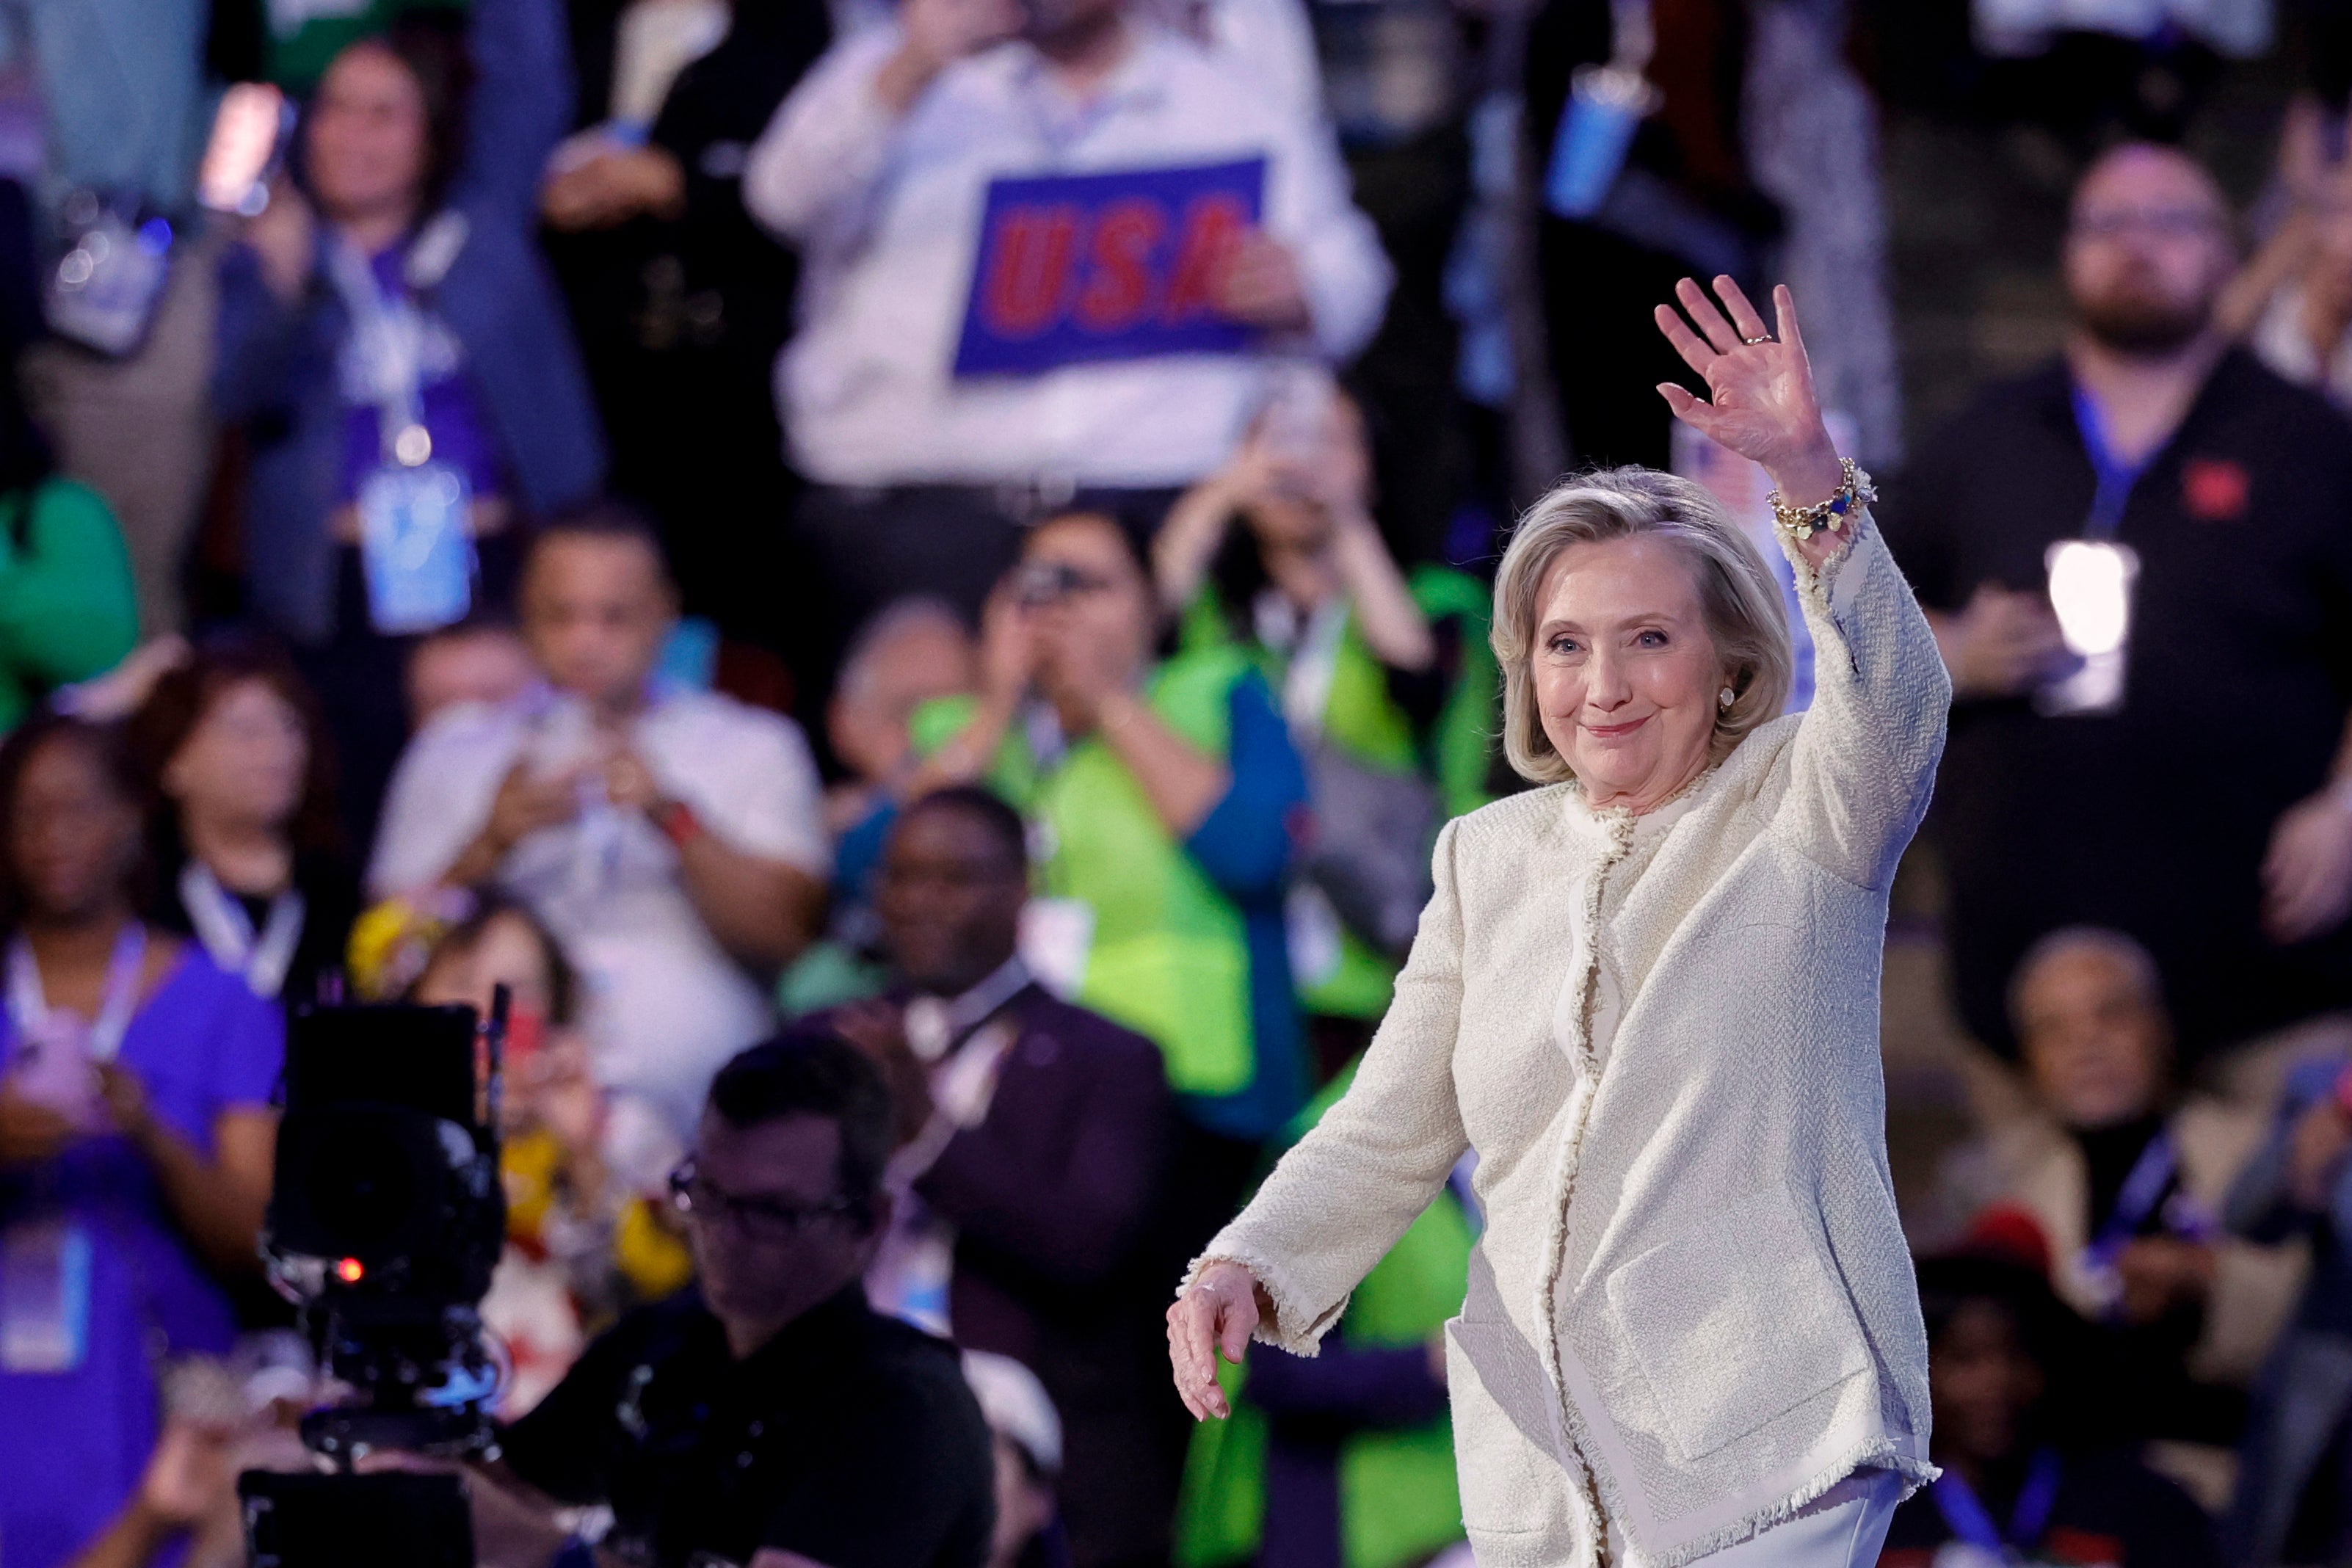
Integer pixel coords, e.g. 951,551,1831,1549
137,217,173,255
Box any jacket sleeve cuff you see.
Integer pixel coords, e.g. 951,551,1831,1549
1180,1246,1346,1358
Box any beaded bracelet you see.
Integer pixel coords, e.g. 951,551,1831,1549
1768,458,1876,543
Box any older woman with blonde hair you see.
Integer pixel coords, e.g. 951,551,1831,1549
1167,278,1950,1568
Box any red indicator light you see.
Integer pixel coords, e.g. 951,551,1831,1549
335,1257,365,1284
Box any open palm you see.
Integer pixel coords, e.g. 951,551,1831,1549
1652,278,1836,488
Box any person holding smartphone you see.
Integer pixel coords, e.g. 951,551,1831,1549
0,714,283,1568
214,0,606,854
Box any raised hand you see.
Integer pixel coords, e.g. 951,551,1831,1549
878,0,1023,112
1653,278,1844,508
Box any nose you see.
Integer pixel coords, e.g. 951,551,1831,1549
1584,646,1632,711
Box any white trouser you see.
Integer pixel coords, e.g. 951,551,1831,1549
1605,1468,1906,1567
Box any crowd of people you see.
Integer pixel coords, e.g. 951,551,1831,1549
2,0,2352,1564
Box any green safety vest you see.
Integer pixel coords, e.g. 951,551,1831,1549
1175,1059,1473,1568
909,647,1260,1098
1178,566,1500,1021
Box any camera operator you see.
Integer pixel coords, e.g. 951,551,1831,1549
471,1028,997,1568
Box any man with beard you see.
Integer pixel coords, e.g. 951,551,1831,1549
1880,143,2352,1069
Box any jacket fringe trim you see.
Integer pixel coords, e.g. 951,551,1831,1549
1651,1442,1939,1568
1180,1249,1342,1359
1532,803,1639,1547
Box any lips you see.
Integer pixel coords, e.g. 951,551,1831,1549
1583,715,1652,739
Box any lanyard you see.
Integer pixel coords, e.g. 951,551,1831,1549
1274,595,1351,742
326,217,468,471
2083,1126,2180,1265
178,861,305,1001
1931,1449,2063,1559
6,923,147,1065
904,957,1034,1064
2069,385,2156,540
327,238,428,462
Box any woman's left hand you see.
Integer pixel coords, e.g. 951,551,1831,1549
1652,278,1845,508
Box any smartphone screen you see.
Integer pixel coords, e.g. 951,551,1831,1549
198,83,288,216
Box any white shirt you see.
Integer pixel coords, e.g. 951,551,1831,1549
369,683,829,1139
743,21,1392,487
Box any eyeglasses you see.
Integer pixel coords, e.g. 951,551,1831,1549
666,1161,859,1241
2069,207,2226,243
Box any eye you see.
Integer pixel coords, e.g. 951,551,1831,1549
1547,634,1580,655
1636,630,1669,647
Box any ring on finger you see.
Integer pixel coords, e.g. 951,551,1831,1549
1741,334,1771,346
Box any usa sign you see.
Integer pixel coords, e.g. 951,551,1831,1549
951,157,1268,378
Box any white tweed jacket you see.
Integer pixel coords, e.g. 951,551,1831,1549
1191,513,1950,1567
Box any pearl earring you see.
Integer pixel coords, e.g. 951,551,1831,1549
1718,686,1736,708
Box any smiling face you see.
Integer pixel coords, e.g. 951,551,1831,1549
876,803,1027,998
1531,536,1731,811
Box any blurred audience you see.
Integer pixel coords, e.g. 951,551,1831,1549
412,901,587,1395
23,0,2352,1556
2231,136,2352,411
214,0,606,849
0,715,282,1568
1175,1052,1470,1568
832,786,1177,1568
827,598,981,884
61,1347,320,1568
1521,0,1903,475
1877,1252,2224,1568
911,511,1307,1188
742,0,1392,675
964,1349,1069,1568
125,636,358,1007
2221,1037,2352,1564
0,324,140,733
12,0,215,639
1879,142,2352,1065
405,616,537,729
370,507,827,1144
777,598,981,1017
484,1030,998,1568
0,471,141,741
542,0,833,653
1154,375,1493,1061
1934,928,2291,1448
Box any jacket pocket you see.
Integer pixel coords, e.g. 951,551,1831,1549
1442,1315,1561,1536
1604,1188,1869,1463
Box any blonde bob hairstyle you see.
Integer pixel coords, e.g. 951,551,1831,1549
1490,466,1793,786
